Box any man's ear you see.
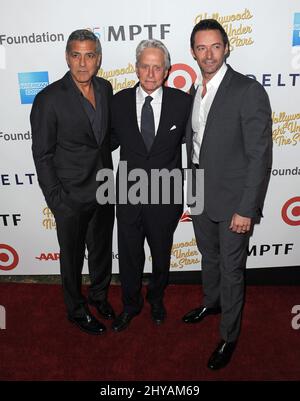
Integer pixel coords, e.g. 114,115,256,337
224,44,229,57
190,47,197,60
65,51,70,68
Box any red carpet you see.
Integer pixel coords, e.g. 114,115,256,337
0,283,299,381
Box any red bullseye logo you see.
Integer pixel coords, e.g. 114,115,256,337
0,244,19,271
166,63,197,93
281,197,300,226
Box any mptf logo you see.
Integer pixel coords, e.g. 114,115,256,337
91,24,171,42
281,197,300,226
18,71,49,104
166,63,197,93
0,244,19,271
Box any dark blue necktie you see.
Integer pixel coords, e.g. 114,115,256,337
141,95,155,151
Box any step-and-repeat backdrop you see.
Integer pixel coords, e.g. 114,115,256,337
0,0,299,275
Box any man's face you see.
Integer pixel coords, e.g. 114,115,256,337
66,40,101,85
191,29,228,81
136,47,168,94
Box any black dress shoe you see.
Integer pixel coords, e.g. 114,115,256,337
151,303,166,325
68,313,106,335
112,312,137,332
88,299,115,320
207,340,237,370
182,305,221,324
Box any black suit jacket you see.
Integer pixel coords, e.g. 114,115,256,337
111,84,192,223
31,71,113,213
186,65,272,220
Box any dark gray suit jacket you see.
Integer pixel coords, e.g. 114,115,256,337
186,65,272,221
31,71,113,213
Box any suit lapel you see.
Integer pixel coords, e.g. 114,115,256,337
149,86,168,151
201,65,233,142
187,66,234,165
186,84,198,166
148,86,174,155
93,76,105,146
62,72,96,143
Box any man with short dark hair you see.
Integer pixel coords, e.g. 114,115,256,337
183,19,272,369
31,29,115,335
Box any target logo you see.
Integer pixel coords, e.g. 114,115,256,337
281,197,300,226
0,244,19,271
166,63,197,93
180,210,192,222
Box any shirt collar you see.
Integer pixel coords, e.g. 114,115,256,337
68,72,97,97
194,62,228,90
137,85,163,102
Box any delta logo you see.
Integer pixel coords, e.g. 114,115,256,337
180,210,192,223
35,252,60,261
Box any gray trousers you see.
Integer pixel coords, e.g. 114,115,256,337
192,211,250,342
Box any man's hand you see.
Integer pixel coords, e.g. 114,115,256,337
229,213,251,234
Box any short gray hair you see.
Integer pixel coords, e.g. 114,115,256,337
136,39,171,70
66,29,102,55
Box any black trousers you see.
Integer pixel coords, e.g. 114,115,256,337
192,211,250,342
117,206,181,315
54,203,114,318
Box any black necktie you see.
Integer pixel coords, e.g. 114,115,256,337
141,95,155,151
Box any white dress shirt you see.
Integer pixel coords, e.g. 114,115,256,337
192,62,228,164
136,85,163,135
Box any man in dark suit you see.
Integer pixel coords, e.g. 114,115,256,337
31,30,115,335
111,39,191,332
182,20,272,369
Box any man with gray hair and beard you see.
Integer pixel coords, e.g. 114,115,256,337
111,39,192,332
31,29,115,335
